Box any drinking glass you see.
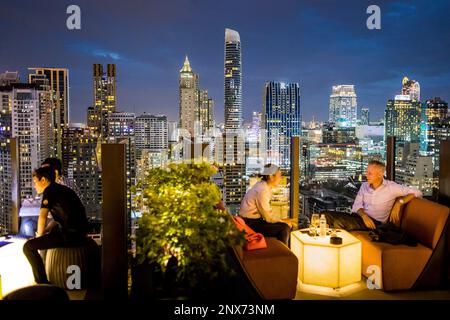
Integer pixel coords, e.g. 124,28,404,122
310,214,320,237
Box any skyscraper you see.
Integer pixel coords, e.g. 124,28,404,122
62,124,102,218
90,64,117,137
329,85,357,127
396,142,436,196
420,98,449,171
106,112,135,139
135,114,168,160
28,73,55,161
263,82,301,170
197,89,215,138
361,107,370,125
178,56,199,138
401,77,420,102
223,28,245,213
0,137,17,234
224,28,242,131
385,95,421,143
4,84,42,200
105,111,136,221
28,68,69,159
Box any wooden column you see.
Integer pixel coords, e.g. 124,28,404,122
386,136,396,181
10,138,20,234
439,139,450,207
101,143,128,299
290,137,300,222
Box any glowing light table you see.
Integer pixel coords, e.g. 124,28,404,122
290,229,362,296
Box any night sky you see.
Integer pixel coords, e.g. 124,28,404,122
1,0,449,124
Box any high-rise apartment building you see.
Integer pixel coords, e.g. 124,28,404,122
263,82,301,170
329,85,357,127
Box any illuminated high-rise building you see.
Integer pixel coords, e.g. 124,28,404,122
28,68,69,159
105,112,136,221
90,64,116,137
223,28,245,212
420,97,448,155
263,82,301,170
401,77,420,102
62,124,102,218
0,137,16,234
5,84,42,200
385,95,421,143
179,56,198,138
197,89,215,138
329,85,357,127
29,73,55,161
135,114,168,160
224,28,242,131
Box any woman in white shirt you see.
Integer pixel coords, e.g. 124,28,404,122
239,164,292,245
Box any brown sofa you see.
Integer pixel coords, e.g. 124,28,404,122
232,237,298,299
351,198,450,291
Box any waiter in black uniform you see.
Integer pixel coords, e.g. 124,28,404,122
23,166,88,284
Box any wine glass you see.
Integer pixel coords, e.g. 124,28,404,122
310,214,320,236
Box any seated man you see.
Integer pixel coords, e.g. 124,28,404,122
326,160,422,231
239,164,293,245
23,166,89,284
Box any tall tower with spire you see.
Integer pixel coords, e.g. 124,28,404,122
179,56,199,138
224,28,242,131
222,28,246,213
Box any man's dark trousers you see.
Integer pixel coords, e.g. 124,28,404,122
23,228,86,284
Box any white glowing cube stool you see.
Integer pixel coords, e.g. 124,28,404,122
291,229,361,289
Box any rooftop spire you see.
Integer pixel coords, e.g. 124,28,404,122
180,55,192,73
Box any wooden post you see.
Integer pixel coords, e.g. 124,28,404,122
10,138,20,234
439,139,450,207
101,143,128,299
290,137,300,223
386,136,396,181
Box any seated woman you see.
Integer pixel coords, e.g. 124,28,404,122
239,164,292,246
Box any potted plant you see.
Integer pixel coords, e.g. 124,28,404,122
130,162,245,299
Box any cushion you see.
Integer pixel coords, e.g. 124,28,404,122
352,231,432,291
234,237,298,299
401,198,449,249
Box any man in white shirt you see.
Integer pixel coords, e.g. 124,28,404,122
326,160,422,231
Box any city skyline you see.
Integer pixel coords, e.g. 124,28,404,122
1,0,449,125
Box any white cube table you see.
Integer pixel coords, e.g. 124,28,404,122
291,229,362,296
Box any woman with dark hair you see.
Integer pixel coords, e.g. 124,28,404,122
238,164,292,246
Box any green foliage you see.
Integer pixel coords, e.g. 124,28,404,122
134,162,245,288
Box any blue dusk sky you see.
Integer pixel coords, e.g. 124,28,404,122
1,0,449,124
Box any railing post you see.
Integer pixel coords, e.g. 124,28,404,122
386,136,396,181
101,143,128,299
439,139,450,207
290,137,300,222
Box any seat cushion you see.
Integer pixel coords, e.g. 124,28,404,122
45,238,100,290
352,231,432,291
401,198,449,249
235,237,298,299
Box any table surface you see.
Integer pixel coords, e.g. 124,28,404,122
291,229,361,248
